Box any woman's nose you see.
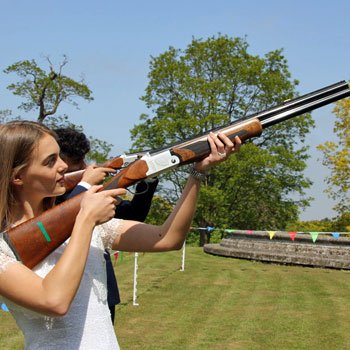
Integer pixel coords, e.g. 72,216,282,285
58,158,68,173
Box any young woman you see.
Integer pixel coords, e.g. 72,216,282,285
0,120,240,349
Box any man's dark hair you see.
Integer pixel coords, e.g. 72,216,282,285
54,127,90,162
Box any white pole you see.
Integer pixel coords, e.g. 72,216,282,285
133,252,139,306
180,240,186,271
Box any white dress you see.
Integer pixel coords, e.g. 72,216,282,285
0,218,123,350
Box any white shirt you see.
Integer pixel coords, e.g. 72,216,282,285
0,219,123,350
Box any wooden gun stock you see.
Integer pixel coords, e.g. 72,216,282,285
4,195,82,268
63,170,85,192
4,81,350,269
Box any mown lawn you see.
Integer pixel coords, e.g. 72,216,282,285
1,247,350,349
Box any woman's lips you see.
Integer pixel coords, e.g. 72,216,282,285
57,177,65,185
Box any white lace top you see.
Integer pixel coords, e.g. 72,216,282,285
0,218,123,350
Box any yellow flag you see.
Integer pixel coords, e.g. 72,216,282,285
267,231,276,240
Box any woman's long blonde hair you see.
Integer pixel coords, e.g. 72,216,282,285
0,120,57,231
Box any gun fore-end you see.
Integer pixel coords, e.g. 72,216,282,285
103,159,150,190
104,157,126,169
171,118,263,163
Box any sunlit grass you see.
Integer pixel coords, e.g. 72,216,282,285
1,247,350,349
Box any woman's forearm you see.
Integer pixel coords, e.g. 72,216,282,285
114,175,201,252
158,175,201,249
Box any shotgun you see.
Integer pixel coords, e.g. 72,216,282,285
4,80,350,268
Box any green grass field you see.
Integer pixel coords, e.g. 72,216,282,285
1,247,350,349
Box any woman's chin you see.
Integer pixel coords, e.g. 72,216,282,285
53,186,67,197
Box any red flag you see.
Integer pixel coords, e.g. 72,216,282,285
288,231,297,241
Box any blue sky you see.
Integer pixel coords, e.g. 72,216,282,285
1,0,349,221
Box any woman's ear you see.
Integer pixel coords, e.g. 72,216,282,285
11,171,23,186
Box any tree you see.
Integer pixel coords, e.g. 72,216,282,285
143,195,174,225
317,97,350,216
3,56,93,123
2,56,112,163
130,35,314,243
286,219,334,232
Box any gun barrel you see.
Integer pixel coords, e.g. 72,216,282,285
261,87,350,128
255,80,350,125
149,81,350,154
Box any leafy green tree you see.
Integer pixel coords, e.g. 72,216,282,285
286,219,334,232
2,56,111,163
130,35,314,243
143,195,174,225
287,215,350,233
332,213,350,232
3,56,93,123
317,97,350,216
86,137,113,164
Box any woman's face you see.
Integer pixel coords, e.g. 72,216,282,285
18,134,68,200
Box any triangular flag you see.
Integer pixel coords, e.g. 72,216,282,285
332,232,340,239
1,303,9,312
309,232,319,243
246,230,254,234
267,231,276,240
225,229,235,233
207,226,215,232
288,231,297,241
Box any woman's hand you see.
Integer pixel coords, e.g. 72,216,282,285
194,132,241,173
80,185,127,225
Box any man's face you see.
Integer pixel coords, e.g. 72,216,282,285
60,154,87,172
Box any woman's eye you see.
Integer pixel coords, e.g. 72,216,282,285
46,156,57,167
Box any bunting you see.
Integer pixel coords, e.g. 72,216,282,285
332,232,340,239
1,303,9,312
113,251,119,261
288,231,297,241
190,227,349,243
267,231,276,240
310,232,319,243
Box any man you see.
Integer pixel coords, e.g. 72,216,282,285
55,127,158,323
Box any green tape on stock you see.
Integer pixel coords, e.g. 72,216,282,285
37,222,51,242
